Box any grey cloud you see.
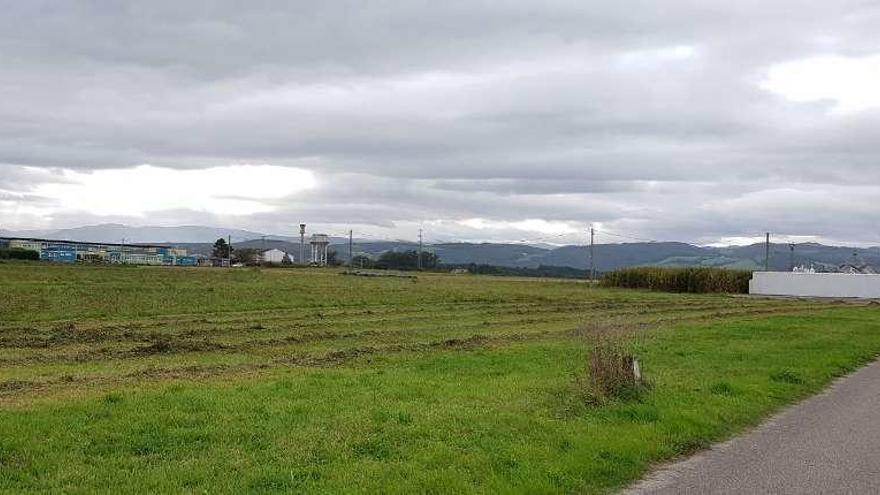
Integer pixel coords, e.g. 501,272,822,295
2,1,880,243
431,179,650,195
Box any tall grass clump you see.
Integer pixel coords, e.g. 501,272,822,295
576,325,647,404
601,266,751,294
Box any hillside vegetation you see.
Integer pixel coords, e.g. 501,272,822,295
1,264,879,493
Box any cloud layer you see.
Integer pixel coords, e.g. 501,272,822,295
2,1,879,245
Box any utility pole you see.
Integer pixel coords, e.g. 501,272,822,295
299,223,306,265
589,226,595,281
349,229,353,267
764,232,770,272
789,243,795,272
228,235,232,268
418,229,423,271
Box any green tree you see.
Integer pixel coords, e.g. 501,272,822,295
234,248,260,266
212,238,232,259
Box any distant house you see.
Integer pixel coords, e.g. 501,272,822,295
839,252,876,274
260,248,290,264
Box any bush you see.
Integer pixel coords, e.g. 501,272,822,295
0,248,40,260
576,325,647,404
601,266,751,294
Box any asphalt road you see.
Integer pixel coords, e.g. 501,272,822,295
624,359,880,494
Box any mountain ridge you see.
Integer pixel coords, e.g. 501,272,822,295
4,224,878,272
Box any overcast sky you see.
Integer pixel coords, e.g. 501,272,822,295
1,1,879,245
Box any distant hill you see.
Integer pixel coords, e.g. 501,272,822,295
0,223,288,244
349,241,880,272
4,223,877,272
431,243,548,266
177,239,880,273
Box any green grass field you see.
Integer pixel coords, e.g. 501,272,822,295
1,263,879,493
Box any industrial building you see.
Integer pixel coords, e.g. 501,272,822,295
259,248,291,264
0,237,198,266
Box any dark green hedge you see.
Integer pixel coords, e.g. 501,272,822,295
601,266,752,294
0,248,40,260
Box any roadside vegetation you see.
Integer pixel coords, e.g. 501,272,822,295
1,263,878,493
602,266,752,293
577,324,648,404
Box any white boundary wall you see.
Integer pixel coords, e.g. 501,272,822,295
749,272,880,299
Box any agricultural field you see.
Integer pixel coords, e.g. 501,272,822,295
2,263,880,493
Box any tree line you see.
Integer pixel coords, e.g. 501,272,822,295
352,250,438,270
210,238,593,278
0,248,40,260
212,238,433,269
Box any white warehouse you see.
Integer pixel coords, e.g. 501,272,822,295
259,248,291,264
750,272,880,299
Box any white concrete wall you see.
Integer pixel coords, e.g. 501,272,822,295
749,272,880,298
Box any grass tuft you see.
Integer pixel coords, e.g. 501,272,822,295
709,382,735,396
770,369,805,384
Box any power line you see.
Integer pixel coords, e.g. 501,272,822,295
299,223,306,265
589,226,595,281
599,230,660,243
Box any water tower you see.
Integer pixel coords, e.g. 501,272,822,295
310,234,330,266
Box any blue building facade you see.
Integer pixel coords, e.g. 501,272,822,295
0,237,197,266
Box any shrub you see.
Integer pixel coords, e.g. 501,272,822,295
0,248,40,261
577,325,647,404
601,266,751,294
